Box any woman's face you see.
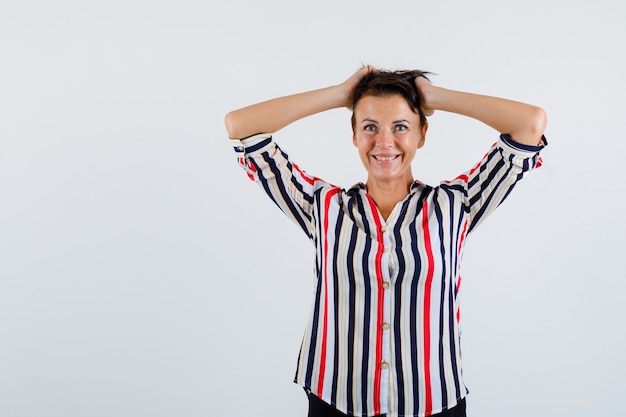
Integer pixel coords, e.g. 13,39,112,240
352,93,427,187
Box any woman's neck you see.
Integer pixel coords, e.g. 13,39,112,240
365,177,414,221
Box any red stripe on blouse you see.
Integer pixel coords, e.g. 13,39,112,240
293,162,316,185
421,201,434,415
365,194,385,415
317,187,341,397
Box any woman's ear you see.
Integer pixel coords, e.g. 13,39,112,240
417,123,428,149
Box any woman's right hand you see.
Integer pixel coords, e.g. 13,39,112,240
337,65,376,110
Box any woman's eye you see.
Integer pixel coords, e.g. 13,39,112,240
364,125,377,132
395,125,408,132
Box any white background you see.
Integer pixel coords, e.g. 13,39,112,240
1,0,624,416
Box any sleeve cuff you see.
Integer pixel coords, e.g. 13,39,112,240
499,133,547,155
230,133,273,156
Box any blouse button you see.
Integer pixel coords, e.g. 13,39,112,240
380,362,389,369
381,322,390,330
382,282,390,290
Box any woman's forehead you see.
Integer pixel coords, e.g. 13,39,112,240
354,94,418,120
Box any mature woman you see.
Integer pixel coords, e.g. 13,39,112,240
225,66,547,417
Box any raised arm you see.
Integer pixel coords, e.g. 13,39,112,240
224,67,373,140
415,77,547,146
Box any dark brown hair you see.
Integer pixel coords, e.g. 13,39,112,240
351,69,431,130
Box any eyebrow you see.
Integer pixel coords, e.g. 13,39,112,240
361,118,411,124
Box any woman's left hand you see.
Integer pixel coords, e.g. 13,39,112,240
414,76,435,117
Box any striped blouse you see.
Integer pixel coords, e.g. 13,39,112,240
231,133,546,417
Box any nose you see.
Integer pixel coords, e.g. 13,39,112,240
376,130,393,148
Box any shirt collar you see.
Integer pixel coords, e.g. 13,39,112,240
348,180,424,194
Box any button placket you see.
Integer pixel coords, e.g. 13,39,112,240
378,222,393,404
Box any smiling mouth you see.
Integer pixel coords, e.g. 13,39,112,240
372,155,400,161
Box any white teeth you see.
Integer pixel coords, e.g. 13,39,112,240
374,155,398,161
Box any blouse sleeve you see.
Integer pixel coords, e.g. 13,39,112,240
231,133,328,239
443,134,548,234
